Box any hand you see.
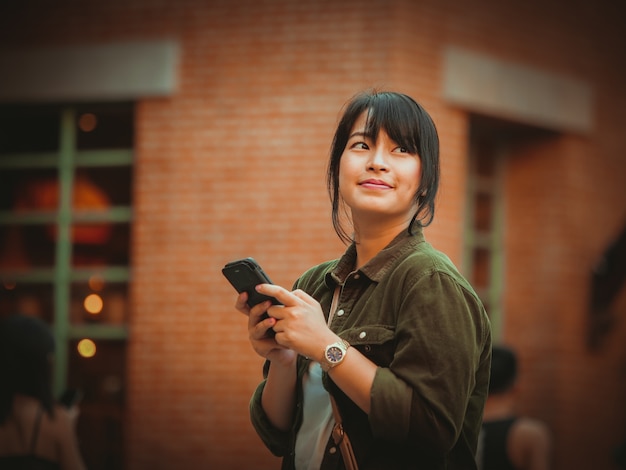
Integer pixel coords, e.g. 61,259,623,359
256,284,340,361
235,291,296,367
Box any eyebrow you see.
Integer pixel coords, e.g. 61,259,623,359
348,131,369,139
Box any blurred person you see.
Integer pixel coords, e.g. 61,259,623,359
232,90,492,469
0,313,86,470
616,439,626,469
479,345,551,470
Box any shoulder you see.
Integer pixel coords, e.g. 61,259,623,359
43,405,75,434
393,241,479,298
390,242,490,331
397,240,456,274
509,417,552,468
511,417,551,446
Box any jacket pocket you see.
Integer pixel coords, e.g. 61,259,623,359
341,325,395,367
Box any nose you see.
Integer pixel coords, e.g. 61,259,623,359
367,146,389,171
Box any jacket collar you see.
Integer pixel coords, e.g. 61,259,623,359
326,227,425,286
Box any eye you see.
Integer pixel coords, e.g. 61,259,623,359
393,145,412,155
350,141,370,150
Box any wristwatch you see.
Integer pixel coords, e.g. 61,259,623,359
320,339,350,372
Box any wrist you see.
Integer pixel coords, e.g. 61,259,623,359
319,338,350,372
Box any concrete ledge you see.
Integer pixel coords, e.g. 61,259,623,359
0,40,179,102
443,46,593,134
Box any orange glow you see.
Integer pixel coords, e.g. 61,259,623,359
14,175,112,244
84,294,103,314
78,113,98,132
88,274,105,291
77,339,96,358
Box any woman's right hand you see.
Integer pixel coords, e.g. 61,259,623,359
235,292,297,367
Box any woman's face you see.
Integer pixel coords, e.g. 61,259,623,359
338,111,422,228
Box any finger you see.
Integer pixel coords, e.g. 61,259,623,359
266,303,285,320
249,300,272,323
256,283,298,306
290,288,317,306
251,315,277,340
235,292,250,314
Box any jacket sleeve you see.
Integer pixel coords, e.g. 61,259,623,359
249,369,292,456
368,268,491,454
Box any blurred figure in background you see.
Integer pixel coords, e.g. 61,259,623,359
0,313,86,470
479,345,551,470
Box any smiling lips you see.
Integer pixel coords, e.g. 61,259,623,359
359,179,393,190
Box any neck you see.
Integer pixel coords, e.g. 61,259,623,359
352,220,408,268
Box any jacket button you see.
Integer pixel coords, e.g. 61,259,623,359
337,309,345,316
329,447,337,454
359,331,367,339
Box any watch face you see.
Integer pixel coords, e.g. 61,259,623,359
326,346,343,363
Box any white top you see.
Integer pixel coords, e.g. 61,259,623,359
294,361,334,470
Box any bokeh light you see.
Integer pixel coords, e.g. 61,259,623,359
88,274,105,291
77,338,96,358
84,293,103,314
78,113,98,132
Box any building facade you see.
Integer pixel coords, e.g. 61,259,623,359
1,0,625,469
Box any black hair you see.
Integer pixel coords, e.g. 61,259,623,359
0,313,56,423
326,90,440,244
488,345,518,394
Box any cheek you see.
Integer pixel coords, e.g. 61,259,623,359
338,158,355,192
401,160,422,192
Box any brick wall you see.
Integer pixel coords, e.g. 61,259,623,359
1,0,625,469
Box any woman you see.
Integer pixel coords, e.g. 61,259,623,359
0,313,86,470
235,90,492,469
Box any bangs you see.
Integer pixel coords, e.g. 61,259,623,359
361,93,422,154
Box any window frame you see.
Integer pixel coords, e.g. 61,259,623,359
0,104,133,393
462,130,506,341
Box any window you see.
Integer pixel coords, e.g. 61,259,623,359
463,118,505,340
0,103,133,469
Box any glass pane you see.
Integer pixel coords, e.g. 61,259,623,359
0,224,56,268
76,167,133,206
1,169,60,269
70,281,129,325
71,222,131,267
0,282,54,322
67,339,125,470
76,104,134,150
474,192,493,232
475,140,496,178
0,105,60,154
1,168,59,212
472,247,490,289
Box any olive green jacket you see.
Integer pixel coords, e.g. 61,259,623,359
250,229,492,469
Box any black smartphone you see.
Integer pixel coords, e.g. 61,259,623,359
222,257,281,307
59,388,83,408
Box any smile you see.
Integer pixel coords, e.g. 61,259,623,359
359,179,392,189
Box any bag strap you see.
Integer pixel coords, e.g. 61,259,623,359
329,394,359,470
327,285,341,327
29,406,44,454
